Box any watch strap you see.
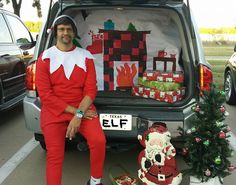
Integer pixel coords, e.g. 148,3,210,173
76,109,84,116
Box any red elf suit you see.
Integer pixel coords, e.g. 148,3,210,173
35,45,106,185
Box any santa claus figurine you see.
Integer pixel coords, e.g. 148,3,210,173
138,122,182,185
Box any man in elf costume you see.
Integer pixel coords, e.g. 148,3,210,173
36,15,106,185
138,122,182,185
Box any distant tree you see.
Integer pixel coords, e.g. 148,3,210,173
0,0,42,18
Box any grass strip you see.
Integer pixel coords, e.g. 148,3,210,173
203,45,234,56
208,60,226,65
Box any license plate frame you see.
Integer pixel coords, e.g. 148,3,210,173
99,113,132,131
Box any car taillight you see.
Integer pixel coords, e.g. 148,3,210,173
200,64,213,92
25,61,36,90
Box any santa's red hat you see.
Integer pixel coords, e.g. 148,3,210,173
139,122,168,147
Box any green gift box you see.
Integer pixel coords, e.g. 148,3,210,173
138,77,181,91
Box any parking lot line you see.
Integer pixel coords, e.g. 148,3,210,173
0,137,39,184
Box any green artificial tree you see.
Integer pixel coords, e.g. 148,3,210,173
72,35,82,48
127,23,137,31
179,84,235,183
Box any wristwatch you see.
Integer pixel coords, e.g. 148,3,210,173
75,109,84,119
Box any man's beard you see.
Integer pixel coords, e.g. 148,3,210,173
59,35,73,45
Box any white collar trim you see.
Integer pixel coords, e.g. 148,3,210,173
42,46,95,79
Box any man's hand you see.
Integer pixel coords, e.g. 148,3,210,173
66,116,81,140
84,109,98,120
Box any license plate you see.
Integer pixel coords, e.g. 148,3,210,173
99,113,132,131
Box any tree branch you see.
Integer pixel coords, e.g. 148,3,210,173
32,0,42,18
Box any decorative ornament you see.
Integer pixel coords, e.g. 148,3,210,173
226,126,231,132
199,110,204,115
181,148,188,156
218,131,226,139
219,106,225,113
214,156,222,165
186,129,192,134
191,105,196,111
203,140,210,146
104,19,115,30
220,91,225,96
228,164,235,173
127,22,137,31
225,111,230,116
195,105,200,112
195,137,201,143
191,127,196,132
205,169,211,176
114,175,138,185
137,122,182,185
216,121,224,127
231,151,234,157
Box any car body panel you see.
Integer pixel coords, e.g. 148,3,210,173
0,9,35,111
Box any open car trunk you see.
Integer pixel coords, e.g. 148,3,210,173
57,6,194,107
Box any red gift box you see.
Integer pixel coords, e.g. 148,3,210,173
143,70,184,83
132,85,185,103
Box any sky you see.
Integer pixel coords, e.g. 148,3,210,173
2,0,236,28
190,0,236,27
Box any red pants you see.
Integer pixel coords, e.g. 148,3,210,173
42,117,106,185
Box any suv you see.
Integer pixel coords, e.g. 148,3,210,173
224,44,236,105
0,8,35,111
24,0,213,149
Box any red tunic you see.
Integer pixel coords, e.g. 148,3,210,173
36,47,97,125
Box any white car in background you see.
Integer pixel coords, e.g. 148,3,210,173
224,44,236,105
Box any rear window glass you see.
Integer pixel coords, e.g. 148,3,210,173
6,14,31,44
0,14,12,43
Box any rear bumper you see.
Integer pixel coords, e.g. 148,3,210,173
23,96,195,141
23,96,41,132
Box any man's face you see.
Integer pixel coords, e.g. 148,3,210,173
56,24,75,45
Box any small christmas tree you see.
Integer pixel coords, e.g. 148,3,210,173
127,23,137,31
179,84,235,183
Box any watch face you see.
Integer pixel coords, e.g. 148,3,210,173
76,113,83,118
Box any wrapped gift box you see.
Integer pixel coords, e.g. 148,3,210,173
132,85,186,103
143,70,184,83
138,77,181,91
